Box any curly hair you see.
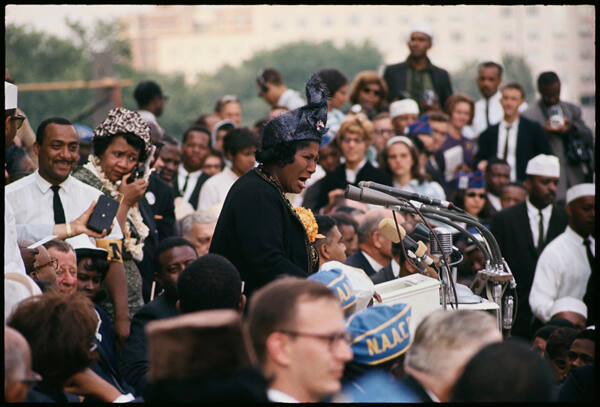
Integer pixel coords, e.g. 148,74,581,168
255,139,315,168
335,113,375,146
349,71,388,110
8,292,98,388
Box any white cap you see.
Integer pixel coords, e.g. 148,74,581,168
5,272,42,321
525,154,560,178
386,135,414,149
550,296,587,320
410,24,433,40
5,81,18,110
320,260,374,313
389,99,419,119
566,183,595,205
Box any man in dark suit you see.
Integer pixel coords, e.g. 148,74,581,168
474,83,553,182
490,154,568,340
174,125,211,210
345,209,393,277
383,25,453,109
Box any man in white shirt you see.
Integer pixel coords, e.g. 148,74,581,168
248,277,353,403
470,61,528,139
530,183,595,324
134,80,166,141
5,117,131,346
198,127,258,214
256,67,305,111
175,126,211,210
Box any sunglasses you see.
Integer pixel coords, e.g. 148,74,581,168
362,87,382,97
465,192,486,199
11,115,26,129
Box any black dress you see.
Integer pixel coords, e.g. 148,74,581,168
209,166,319,299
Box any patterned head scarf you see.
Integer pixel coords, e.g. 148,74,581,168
261,73,329,150
93,107,152,157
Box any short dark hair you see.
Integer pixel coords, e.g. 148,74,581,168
478,61,504,78
485,157,509,173
162,134,180,147
255,139,314,167
330,212,358,232
154,237,198,277
248,277,337,363
545,327,578,361
5,145,31,180
8,292,98,388
44,239,74,254
451,340,555,402
533,324,560,341
573,328,595,342
36,117,73,145
258,67,283,86
315,215,336,238
502,181,527,193
133,80,163,108
177,254,242,313
317,68,348,97
223,127,259,156
92,131,148,162
426,110,449,123
501,82,526,99
182,125,210,145
537,71,560,90
76,252,110,279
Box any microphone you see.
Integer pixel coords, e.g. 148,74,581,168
345,185,404,207
429,226,453,259
359,181,453,209
378,218,435,267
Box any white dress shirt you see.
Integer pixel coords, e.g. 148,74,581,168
345,158,367,184
496,118,519,182
390,259,401,278
361,250,386,273
197,166,238,213
267,389,300,403
277,89,306,111
529,226,594,322
137,109,164,138
525,198,553,251
177,164,203,203
4,197,27,274
471,91,529,138
5,171,123,245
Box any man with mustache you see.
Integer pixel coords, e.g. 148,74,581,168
490,154,568,340
5,117,131,348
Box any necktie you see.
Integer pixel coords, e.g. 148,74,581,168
485,99,490,127
181,174,189,195
503,126,511,160
583,238,594,270
51,185,66,224
536,209,544,253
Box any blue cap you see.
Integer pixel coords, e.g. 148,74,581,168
345,303,411,365
339,370,421,403
457,170,485,190
73,123,94,143
308,268,356,311
407,116,431,136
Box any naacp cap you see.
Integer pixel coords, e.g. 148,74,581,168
346,303,412,365
261,73,329,150
408,116,431,136
308,267,357,311
457,170,485,190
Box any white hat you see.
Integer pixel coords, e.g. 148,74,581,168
566,183,595,205
5,272,42,322
525,154,560,178
320,260,374,313
550,296,587,320
386,135,414,149
389,99,419,119
410,24,434,39
5,81,18,110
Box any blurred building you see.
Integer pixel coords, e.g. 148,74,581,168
122,5,595,130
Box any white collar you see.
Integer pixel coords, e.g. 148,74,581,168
391,259,401,278
489,90,501,103
267,388,300,403
526,197,552,217
34,170,72,194
565,225,594,244
178,163,202,178
346,158,367,174
361,250,386,272
500,117,519,129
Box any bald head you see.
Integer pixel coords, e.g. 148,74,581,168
4,326,33,402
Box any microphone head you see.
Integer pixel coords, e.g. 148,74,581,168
345,184,363,201
430,226,453,257
378,217,403,243
412,223,430,243
414,240,428,258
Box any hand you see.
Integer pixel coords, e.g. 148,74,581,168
476,160,487,172
544,118,572,134
64,368,121,402
113,317,131,352
70,201,110,238
118,174,148,207
453,163,471,176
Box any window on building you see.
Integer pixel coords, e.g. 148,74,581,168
580,95,595,106
554,50,566,60
528,30,539,40
503,31,513,41
580,50,593,60
579,24,592,37
451,32,463,42
580,74,594,84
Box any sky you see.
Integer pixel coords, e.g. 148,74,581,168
5,5,156,38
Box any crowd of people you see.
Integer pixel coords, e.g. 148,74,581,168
4,23,596,403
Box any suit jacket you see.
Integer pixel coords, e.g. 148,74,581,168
316,162,393,211
120,294,179,396
383,58,453,108
173,171,210,210
137,196,161,304
145,173,177,241
474,116,552,182
370,262,397,284
345,251,383,277
490,201,568,339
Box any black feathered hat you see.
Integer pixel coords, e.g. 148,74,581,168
261,73,329,150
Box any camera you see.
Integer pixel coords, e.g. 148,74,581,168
548,105,564,129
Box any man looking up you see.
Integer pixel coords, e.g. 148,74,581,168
384,25,453,109
175,125,211,210
248,277,353,402
6,117,131,347
43,239,78,296
256,67,305,111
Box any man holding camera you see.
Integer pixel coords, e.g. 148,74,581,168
522,72,594,205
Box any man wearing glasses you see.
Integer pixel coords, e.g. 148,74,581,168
383,25,453,110
29,245,59,292
248,277,353,403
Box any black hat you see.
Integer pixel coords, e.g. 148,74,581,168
261,73,329,150
134,80,164,107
